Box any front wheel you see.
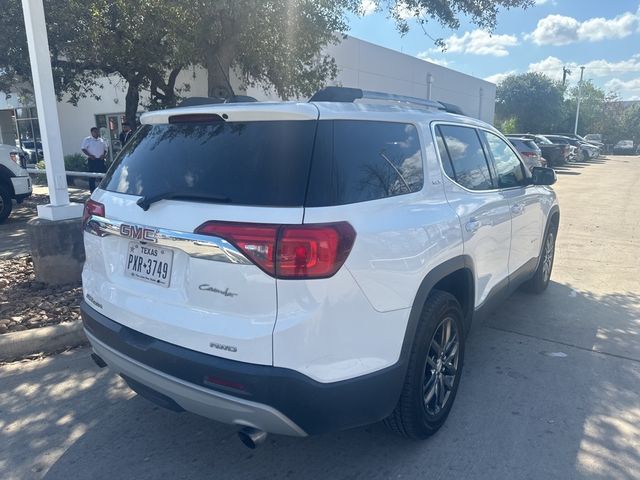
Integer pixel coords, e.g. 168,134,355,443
523,228,556,294
0,185,12,223
385,291,465,439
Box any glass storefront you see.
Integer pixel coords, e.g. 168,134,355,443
15,107,43,164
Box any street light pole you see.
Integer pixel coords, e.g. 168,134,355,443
574,66,585,135
20,0,83,220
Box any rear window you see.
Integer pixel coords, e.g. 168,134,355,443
102,121,317,207
305,120,423,207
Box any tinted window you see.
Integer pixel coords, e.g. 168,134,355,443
306,120,423,206
437,125,494,191
102,121,317,207
481,131,527,188
435,127,455,179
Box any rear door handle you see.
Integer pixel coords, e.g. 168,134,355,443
465,219,481,233
511,203,524,215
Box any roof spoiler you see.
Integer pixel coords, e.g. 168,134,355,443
309,86,466,116
178,95,258,107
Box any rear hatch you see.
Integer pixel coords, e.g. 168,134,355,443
82,103,319,365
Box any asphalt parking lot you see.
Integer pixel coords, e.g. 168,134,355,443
1,156,639,479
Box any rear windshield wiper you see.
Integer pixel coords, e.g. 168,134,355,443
137,192,231,211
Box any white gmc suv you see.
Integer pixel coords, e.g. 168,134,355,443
81,87,559,446
0,144,32,223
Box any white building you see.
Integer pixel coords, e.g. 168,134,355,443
0,35,495,163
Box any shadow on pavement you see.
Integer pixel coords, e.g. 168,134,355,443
0,281,636,479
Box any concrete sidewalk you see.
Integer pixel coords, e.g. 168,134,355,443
1,156,639,479
0,186,89,259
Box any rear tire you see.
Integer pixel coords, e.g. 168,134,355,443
523,226,556,294
0,185,12,223
385,290,465,439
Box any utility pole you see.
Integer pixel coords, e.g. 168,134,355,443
574,66,585,135
562,66,571,86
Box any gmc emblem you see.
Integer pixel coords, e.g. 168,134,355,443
119,223,158,243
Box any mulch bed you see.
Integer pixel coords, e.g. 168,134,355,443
0,256,81,334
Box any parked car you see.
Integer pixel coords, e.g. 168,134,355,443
81,87,559,445
19,139,43,164
613,140,635,155
556,133,601,157
545,135,595,162
0,144,32,222
511,134,569,167
506,136,546,171
581,134,605,150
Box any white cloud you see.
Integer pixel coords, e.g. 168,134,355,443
359,0,376,16
534,0,550,4
605,78,640,97
528,55,640,81
484,70,517,84
416,52,451,67
527,9,640,45
578,11,640,42
442,29,519,57
527,15,580,45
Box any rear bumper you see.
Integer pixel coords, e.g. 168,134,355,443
81,302,405,436
10,175,32,197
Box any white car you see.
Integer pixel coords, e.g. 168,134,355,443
81,87,559,446
0,144,32,222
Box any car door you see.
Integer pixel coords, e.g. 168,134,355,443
434,124,512,308
479,130,545,279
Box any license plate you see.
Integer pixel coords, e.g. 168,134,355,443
125,242,173,287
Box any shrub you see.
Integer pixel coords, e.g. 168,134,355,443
64,153,87,172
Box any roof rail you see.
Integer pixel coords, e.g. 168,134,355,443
309,86,446,111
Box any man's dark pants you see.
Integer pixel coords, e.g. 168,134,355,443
87,158,107,193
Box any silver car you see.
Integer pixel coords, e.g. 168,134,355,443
507,137,546,171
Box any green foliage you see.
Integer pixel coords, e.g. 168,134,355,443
2,0,534,121
495,72,640,144
495,73,566,133
498,117,518,134
64,153,87,172
620,104,640,144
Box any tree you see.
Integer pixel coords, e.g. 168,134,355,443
495,73,566,133
0,0,192,126
620,104,640,144
2,0,534,121
186,0,535,98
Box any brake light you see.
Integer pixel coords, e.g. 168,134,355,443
520,151,536,157
82,199,105,229
195,221,356,279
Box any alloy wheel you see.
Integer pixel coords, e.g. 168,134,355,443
423,316,460,416
542,232,555,282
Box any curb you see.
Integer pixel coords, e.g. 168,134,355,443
0,321,87,362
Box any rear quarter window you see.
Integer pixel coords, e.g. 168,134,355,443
305,120,423,207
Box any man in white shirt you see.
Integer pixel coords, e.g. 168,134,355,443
81,127,108,192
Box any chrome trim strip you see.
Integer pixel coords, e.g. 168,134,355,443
85,216,252,264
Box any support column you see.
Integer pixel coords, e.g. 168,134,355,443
21,0,83,220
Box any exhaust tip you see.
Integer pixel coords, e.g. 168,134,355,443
238,427,268,449
91,353,107,368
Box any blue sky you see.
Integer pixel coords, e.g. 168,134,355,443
348,1,640,99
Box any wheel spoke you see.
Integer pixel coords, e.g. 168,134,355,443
424,375,437,403
443,374,455,390
431,339,443,355
426,355,437,369
436,375,445,407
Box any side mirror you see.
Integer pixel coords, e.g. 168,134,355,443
531,166,556,186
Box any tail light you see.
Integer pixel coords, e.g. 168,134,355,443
195,221,356,279
520,151,536,157
82,199,105,229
